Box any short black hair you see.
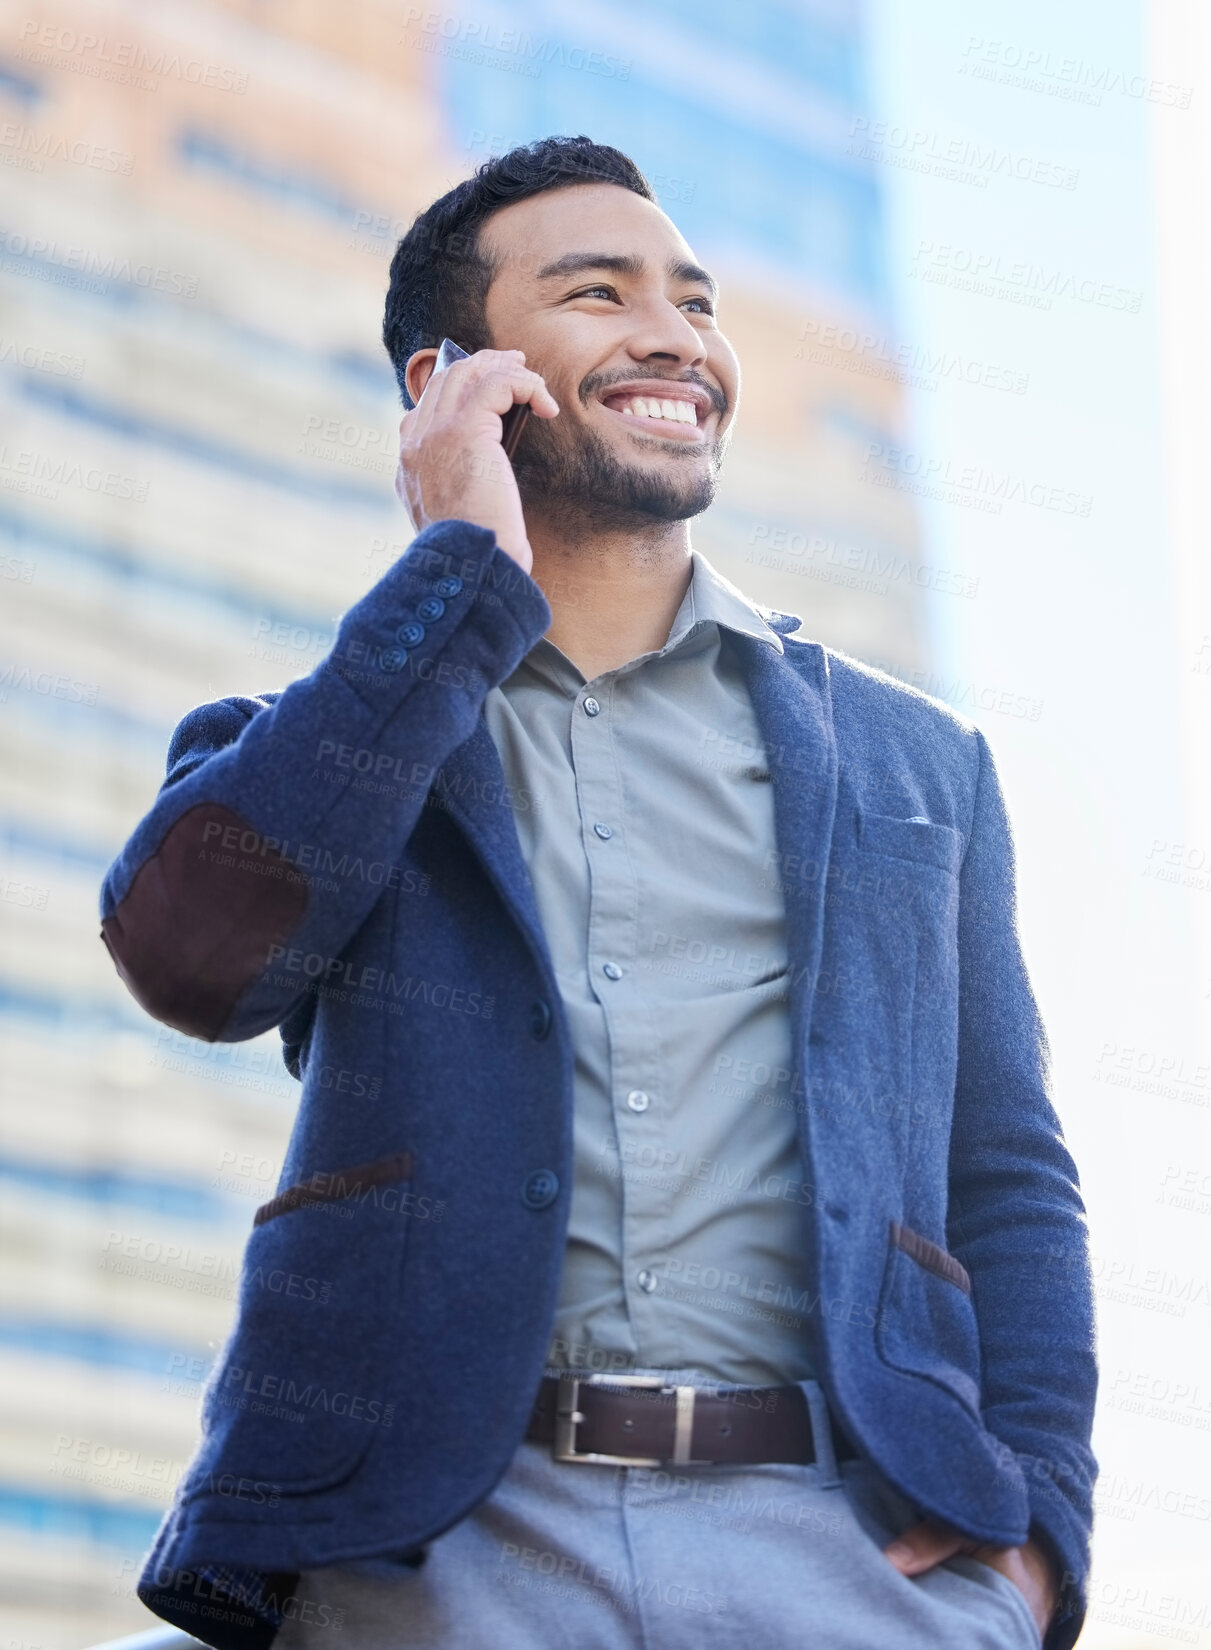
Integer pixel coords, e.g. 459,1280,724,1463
382,136,655,408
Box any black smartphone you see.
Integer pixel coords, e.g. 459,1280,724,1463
434,337,532,459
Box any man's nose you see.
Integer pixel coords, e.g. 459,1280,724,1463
625,305,709,367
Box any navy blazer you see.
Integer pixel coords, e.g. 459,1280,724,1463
99,521,1097,1650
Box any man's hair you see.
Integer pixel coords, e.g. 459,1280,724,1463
382,136,655,409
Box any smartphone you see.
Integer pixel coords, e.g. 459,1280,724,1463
434,337,532,460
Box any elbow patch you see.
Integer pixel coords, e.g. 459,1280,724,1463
101,803,309,1040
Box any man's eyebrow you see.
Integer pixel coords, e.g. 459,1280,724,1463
533,251,718,300
670,258,718,300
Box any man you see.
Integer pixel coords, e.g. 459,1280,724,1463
101,137,1097,1649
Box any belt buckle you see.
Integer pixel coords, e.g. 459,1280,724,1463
553,1372,699,1466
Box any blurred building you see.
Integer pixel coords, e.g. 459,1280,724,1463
0,0,926,1639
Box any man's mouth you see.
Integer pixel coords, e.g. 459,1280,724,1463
595,382,715,439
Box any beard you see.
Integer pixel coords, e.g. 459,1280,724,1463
512,408,729,534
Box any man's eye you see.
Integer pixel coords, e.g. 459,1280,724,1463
683,296,715,315
574,284,617,301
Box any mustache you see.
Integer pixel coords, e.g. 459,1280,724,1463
579,369,727,417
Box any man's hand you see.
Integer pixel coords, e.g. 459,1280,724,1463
883,1517,1059,1641
395,347,559,574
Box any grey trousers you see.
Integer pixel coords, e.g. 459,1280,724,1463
275,1375,1042,1649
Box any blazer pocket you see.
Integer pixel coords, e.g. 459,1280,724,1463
875,1218,983,1414
193,1150,416,1497
858,812,962,878
254,1151,414,1227
889,1219,971,1292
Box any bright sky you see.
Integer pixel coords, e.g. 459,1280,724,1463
864,0,1211,1638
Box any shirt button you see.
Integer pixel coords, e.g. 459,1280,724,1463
416,595,446,622
636,1269,658,1293
522,1170,559,1210
582,696,601,717
527,999,552,1040
593,822,613,840
602,961,623,981
625,1089,650,1113
434,575,463,597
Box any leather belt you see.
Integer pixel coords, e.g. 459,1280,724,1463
526,1372,859,1468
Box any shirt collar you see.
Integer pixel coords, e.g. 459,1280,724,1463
666,549,785,656
518,547,786,690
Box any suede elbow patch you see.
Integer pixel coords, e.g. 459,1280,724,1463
101,803,310,1040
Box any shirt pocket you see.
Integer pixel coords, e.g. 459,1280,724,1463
190,1151,415,1497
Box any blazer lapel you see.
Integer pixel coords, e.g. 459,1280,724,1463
735,628,840,1054
432,721,554,978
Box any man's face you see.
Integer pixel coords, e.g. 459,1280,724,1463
478,181,739,529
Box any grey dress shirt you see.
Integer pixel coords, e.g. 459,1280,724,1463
482,550,817,1388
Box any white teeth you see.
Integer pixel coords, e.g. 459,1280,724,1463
622,396,697,423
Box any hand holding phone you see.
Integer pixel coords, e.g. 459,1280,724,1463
395,342,559,574
434,339,533,459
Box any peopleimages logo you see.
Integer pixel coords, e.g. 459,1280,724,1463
848,117,1078,190
218,1363,395,1428
0,335,85,377
0,227,200,297
401,9,632,78
862,442,1093,517
1,120,133,174
0,662,100,705
911,240,1143,314
0,443,148,503
959,36,1194,109
264,943,494,1018
17,21,249,93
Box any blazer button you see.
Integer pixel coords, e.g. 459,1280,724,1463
396,620,426,646
434,575,463,597
522,1169,559,1209
527,999,552,1040
416,595,446,622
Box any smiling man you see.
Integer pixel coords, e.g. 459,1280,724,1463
103,137,1097,1650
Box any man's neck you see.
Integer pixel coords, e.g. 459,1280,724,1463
526,517,694,681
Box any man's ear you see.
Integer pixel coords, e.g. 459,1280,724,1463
404,347,440,408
